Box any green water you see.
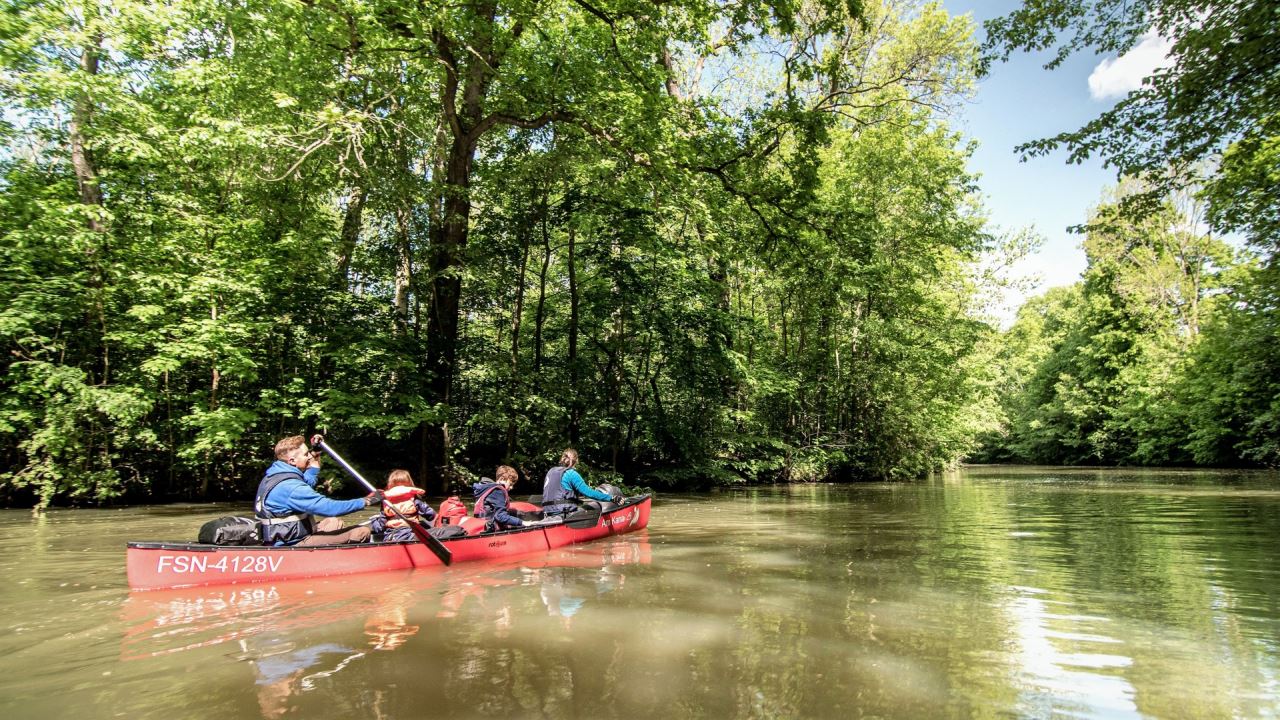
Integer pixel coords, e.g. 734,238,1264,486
2,466,1279,718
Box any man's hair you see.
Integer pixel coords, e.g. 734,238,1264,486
387,469,415,488
275,435,306,460
496,465,518,485
559,448,578,468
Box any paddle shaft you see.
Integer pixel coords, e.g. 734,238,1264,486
311,437,452,565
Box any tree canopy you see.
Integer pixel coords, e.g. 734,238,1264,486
3,0,1273,508
0,0,1016,507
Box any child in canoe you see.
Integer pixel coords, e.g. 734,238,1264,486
472,465,525,532
371,469,438,542
472,466,562,532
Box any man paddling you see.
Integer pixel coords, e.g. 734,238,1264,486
255,435,375,546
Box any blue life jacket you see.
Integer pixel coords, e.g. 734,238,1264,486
254,471,315,545
541,466,577,514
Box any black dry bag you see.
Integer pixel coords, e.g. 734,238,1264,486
427,524,467,540
198,516,261,546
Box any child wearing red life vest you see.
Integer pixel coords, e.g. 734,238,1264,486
471,465,525,532
370,469,438,542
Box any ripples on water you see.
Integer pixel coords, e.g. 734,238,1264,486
0,467,1278,719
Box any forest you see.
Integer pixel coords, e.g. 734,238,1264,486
1,0,1276,507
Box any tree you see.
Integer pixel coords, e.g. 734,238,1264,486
978,182,1234,465
0,0,1018,505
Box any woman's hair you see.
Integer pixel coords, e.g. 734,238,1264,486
386,469,415,488
495,465,518,486
559,448,578,468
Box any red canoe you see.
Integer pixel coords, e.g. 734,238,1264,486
127,495,652,591
120,533,652,660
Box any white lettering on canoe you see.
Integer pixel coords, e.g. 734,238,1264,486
156,554,285,574
607,510,637,528
602,509,640,529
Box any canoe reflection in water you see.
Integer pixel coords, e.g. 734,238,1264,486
535,561,627,630
121,532,651,713
433,539,638,631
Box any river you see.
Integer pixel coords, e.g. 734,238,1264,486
1,466,1278,719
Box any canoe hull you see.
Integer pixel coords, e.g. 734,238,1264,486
127,495,651,591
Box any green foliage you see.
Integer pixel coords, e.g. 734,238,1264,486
977,181,1279,468
1177,263,1280,466
1,0,1018,505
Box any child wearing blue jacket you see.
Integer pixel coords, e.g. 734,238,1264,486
472,465,524,532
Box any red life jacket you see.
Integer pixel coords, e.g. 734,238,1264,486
382,486,426,529
473,485,502,518
433,496,468,527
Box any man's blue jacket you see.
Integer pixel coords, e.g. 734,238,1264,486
261,461,366,518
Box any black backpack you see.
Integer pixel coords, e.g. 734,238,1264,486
198,516,261,546
427,524,467,540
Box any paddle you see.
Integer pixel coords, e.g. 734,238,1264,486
530,496,611,529
563,502,603,529
310,435,452,566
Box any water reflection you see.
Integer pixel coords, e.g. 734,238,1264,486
1006,587,1137,717
121,533,651,663
251,641,363,718
5,472,1280,719
364,585,421,651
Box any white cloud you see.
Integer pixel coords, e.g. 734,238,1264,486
1088,32,1174,100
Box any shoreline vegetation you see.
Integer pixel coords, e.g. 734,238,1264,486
3,0,1276,509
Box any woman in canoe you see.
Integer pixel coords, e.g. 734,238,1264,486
541,449,620,516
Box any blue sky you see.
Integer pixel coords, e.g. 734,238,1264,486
941,0,1166,317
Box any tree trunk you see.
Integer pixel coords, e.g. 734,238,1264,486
422,136,474,493
393,203,414,324
70,40,104,230
336,186,367,288
505,218,532,458
414,2,554,489
70,33,109,385
567,227,581,444
69,27,115,487
202,302,219,498
533,187,552,382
